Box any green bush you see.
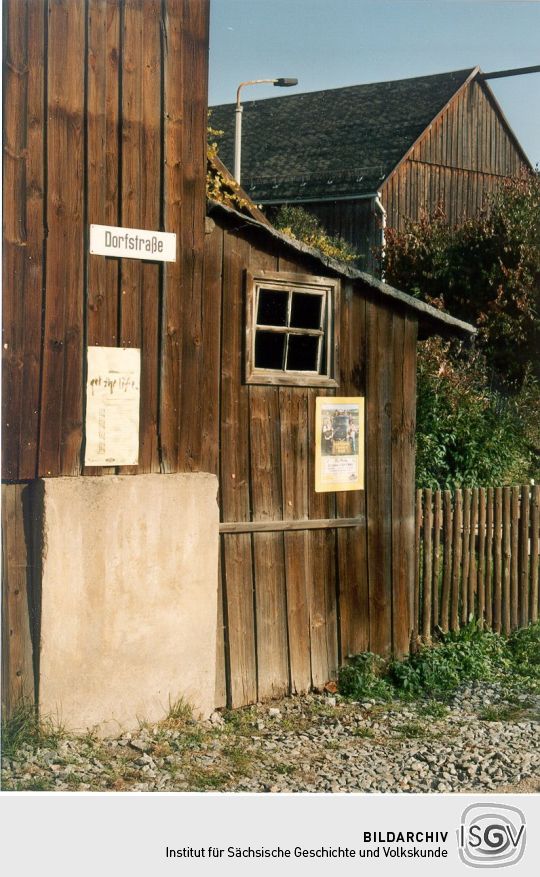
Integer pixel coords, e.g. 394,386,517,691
338,622,540,702
337,652,394,701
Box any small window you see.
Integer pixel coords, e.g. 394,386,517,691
246,270,339,386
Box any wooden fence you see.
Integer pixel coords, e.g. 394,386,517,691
414,485,540,640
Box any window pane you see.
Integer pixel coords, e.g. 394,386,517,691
255,330,286,369
290,292,323,329
257,289,288,326
286,334,319,372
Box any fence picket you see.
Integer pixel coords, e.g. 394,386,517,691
451,490,462,632
531,485,539,624
477,488,486,627
432,491,442,628
440,490,452,632
422,488,433,639
502,487,511,636
415,485,534,642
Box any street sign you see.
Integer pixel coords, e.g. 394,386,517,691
89,224,177,262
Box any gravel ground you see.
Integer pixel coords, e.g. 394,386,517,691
2,682,539,793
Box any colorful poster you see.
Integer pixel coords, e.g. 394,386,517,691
84,346,141,466
315,396,365,492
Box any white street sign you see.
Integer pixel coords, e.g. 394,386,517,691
89,224,176,262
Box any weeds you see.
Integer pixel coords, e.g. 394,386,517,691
478,705,529,723
338,622,540,702
396,722,429,739
1,701,65,761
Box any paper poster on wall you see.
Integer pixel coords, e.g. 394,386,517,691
315,396,365,493
85,346,141,466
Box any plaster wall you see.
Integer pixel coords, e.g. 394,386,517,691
36,474,219,734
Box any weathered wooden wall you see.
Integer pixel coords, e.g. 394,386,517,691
2,0,210,481
383,78,529,230
208,213,417,708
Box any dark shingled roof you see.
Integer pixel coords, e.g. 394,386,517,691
210,68,474,202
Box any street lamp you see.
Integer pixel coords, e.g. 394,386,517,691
234,77,298,183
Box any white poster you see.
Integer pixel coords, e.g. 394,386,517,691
85,346,141,466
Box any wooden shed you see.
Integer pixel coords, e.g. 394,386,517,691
210,67,533,271
203,200,473,709
2,0,474,726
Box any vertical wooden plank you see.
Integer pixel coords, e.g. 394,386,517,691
493,487,503,633
519,485,530,628
391,313,417,656
414,489,422,640
85,0,121,477
160,0,184,471
39,0,85,477
432,490,442,629
337,283,368,659
366,301,393,656
502,487,512,635
468,487,478,619
477,488,486,627
220,232,256,706
440,489,452,631
2,0,28,480
200,223,223,475
177,0,209,471
2,0,46,480
308,388,338,686
214,548,227,708
280,387,312,693
510,486,520,630
87,0,120,349
530,485,539,624
485,487,494,629
221,533,257,707
120,0,161,474
451,489,462,631
422,488,433,640
1,485,35,715
461,488,471,623
250,383,290,699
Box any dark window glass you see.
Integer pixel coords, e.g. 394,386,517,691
257,289,288,326
255,331,285,369
290,292,322,329
286,334,319,371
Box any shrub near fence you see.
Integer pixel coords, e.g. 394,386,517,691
414,485,540,641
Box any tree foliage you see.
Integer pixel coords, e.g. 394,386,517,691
384,172,540,390
415,338,538,489
383,172,540,487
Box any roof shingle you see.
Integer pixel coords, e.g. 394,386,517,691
210,68,474,201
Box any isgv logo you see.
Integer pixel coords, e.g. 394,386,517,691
458,803,526,868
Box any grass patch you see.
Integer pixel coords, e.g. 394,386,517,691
420,700,449,719
1,701,65,761
275,762,295,776
395,722,429,739
338,622,540,703
351,726,375,739
478,704,530,723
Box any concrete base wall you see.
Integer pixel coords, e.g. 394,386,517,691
36,474,219,735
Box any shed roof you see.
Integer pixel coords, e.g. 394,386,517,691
207,199,476,341
210,68,475,202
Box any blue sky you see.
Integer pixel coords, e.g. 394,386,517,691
209,0,540,167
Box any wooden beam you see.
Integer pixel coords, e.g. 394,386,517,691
220,517,362,534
